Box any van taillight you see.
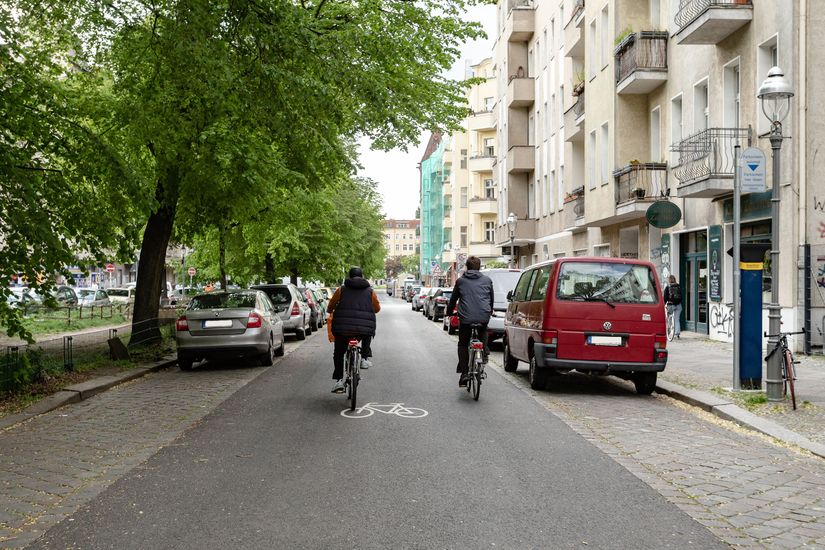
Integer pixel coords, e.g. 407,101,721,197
654,335,667,349
176,315,189,331
656,351,668,361
291,303,300,316
542,329,558,345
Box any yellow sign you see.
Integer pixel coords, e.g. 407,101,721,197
740,262,764,270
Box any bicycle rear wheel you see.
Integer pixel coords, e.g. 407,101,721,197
349,349,359,411
473,364,481,401
466,350,476,394
666,310,675,342
784,349,796,410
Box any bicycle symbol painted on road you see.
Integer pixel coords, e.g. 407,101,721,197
340,402,429,419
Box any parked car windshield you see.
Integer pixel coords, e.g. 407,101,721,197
261,288,292,309
189,292,258,310
557,262,658,304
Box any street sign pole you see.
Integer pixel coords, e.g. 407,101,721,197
732,145,741,390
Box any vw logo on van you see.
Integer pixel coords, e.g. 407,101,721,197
602,321,612,331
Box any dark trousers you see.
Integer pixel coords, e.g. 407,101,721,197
456,323,488,376
333,335,372,379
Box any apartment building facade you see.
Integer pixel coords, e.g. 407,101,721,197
383,219,421,258
493,0,823,348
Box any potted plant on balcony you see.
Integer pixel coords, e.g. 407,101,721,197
632,187,646,199
571,70,585,97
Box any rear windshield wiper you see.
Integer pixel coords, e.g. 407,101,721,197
583,296,616,309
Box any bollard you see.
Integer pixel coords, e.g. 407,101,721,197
63,336,74,372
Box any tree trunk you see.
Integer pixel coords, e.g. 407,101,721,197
290,266,298,286
264,253,277,284
219,227,228,289
130,168,179,346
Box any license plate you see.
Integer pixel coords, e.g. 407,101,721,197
588,335,622,346
203,319,233,328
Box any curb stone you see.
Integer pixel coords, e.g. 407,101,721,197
656,380,825,459
0,355,178,432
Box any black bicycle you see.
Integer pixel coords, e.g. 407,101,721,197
466,324,487,401
343,338,362,411
765,329,804,410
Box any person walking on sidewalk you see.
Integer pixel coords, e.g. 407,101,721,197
326,267,381,393
446,256,494,387
664,274,682,339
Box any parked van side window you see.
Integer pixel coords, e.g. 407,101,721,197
514,270,537,301
529,266,552,301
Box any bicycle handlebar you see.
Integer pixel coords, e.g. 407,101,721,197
764,328,806,338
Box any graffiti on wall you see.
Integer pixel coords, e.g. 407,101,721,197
709,303,734,339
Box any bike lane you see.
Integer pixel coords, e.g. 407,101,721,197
31,296,725,549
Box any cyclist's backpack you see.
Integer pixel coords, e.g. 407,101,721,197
668,283,682,304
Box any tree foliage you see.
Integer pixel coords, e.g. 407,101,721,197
3,0,486,342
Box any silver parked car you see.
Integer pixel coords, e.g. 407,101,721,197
251,284,312,340
482,268,523,342
175,290,285,370
77,288,111,307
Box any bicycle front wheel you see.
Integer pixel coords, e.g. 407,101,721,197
666,311,675,342
784,349,796,410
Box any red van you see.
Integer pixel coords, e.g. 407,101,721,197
502,257,667,394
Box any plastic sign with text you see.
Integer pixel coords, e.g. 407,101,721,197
741,147,767,193
645,201,682,229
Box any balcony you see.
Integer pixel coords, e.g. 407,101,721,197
563,192,586,233
564,93,585,142
613,163,668,220
615,32,668,94
469,197,497,216
564,10,584,58
495,218,537,247
674,0,753,45
507,145,535,173
443,216,453,229
507,77,535,108
571,0,585,27
503,1,535,43
468,109,495,132
468,154,495,173
468,241,499,258
671,127,751,198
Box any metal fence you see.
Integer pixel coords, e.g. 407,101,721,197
1,317,176,394
614,163,668,204
17,302,132,325
675,0,752,30
615,32,668,86
671,127,751,185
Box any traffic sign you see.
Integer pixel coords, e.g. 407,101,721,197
430,260,438,268
431,265,443,275
188,267,196,276
105,263,115,273
741,147,766,193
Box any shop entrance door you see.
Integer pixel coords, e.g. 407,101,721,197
680,232,709,334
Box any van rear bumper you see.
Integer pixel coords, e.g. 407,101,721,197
533,343,667,373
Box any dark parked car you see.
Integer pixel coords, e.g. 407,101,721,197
251,283,313,340
298,287,324,331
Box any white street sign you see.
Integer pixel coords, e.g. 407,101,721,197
741,147,766,193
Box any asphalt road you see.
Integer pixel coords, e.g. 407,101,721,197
32,293,725,549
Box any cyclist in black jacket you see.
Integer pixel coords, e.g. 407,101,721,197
446,256,494,387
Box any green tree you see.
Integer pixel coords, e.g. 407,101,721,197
401,254,421,278
9,0,484,343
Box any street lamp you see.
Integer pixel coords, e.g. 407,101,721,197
758,66,794,402
506,212,518,268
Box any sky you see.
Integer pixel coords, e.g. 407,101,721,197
357,4,497,221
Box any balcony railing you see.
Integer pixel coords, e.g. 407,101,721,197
671,127,751,184
614,163,668,204
570,0,585,24
573,90,585,119
675,0,751,30
615,32,668,87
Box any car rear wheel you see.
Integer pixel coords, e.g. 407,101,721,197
442,319,448,331
178,355,194,371
528,354,547,390
296,328,306,341
275,338,285,357
503,339,518,372
634,372,657,395
259,338,275,366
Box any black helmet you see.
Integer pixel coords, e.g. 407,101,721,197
348,266,363,278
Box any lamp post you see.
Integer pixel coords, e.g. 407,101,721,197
506,212,517,268
758,66,794,402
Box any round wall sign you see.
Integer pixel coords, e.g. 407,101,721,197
646,201,682,229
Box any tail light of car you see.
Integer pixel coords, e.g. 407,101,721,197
175,315,189,331
541,329,558,345
654,335,667,350
291,303,300,316
436,297,446,304
247,312,263,329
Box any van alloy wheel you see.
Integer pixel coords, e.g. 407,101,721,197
503,340,518,372
528,354,547,390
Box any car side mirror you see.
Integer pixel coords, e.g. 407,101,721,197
507,290,513,302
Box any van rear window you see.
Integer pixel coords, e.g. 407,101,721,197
557,262,659,304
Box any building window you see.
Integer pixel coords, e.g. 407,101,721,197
484,138,495,156
757,37,778,135
694,79,709,133
600,5,609,69
589,130,597,189
460,149,468,169
600,122,609,184
460,187,468,208
670,94,683,165
395,244,400,251
484,222,495,242
484,179,495,199
724,60,740,128
650,106,661,161
460,226,468,247
588,20,597,78
593,244,611,257
484,97,494,111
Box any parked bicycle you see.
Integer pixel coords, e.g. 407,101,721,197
665,304,676,342
764,328,804,410
466,324,487,401
343,338,362,411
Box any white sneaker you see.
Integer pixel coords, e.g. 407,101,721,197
361,359,373,369
331,379,346,393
